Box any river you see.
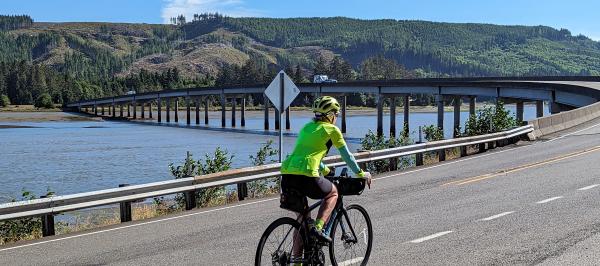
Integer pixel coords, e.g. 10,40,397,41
0,104,546,202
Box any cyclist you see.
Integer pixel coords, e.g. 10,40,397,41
280,96,372,258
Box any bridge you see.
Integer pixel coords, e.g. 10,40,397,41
2,77,600,264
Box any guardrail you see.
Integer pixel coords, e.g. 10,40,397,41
0,125,533,237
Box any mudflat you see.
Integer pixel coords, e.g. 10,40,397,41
0,112,102,123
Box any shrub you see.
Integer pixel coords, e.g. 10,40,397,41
464,101,517,136
360,130,413,173
0,94,9,107
422,125,444,142
247,140,279,198
34,93,54,109
0,189,54,245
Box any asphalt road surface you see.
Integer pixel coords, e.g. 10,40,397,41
3,121,600,265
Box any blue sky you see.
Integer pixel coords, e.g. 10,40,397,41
2,0,599,40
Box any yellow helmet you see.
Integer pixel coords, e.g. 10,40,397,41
312,96,340,115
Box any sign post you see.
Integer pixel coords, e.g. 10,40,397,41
264,70,300,162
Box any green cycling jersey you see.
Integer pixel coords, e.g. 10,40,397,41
281,120,363,177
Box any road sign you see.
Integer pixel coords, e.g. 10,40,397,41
264,70,300,112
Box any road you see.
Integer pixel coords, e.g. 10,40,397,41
2,121,600,265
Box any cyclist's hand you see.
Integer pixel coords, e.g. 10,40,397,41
362,172,372,189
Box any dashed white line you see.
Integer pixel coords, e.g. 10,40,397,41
578,184,600,191
409,231,453,243
480,211,515,221
536,196,563,204
335,257,364,266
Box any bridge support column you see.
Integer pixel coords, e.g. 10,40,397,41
166,99,171,122
94,105,98,116
119,104,123,117
341,95,347,134
536,101,544,118
516,101,524,124
241,97,246,127
264,94,270,130
107,105,111,116
195,98,200,125
186,97,191,125
148,102,153,119
205,97,209,125
84,107,88,113
157,99,162,123
231,98,236,127
40,195,55,237
390,96,396,137
453,97,461,138
285,107,291,130
118,184,132,223
127,104,131,117
175,99,179,123
221,94,226,127
141,102,145,119
101,106,105,116
550,102,561,114
469,96,476,116
112,103,115,118
133,102,137,119
376,91,383,137
403,95,410,138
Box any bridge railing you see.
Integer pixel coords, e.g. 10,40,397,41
529,101,600,138
0,125,533,237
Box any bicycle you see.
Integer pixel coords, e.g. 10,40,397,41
255,168,373,266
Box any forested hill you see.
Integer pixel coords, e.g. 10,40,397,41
1,14,600,106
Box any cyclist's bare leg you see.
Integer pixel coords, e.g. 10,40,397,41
317,185,338,225
292,212,310,257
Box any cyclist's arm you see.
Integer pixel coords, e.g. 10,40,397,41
319,161,331,176
328,126,365,178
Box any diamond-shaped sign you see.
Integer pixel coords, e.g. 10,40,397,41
264,70,300,112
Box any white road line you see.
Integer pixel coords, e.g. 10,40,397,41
578,184,600,191
0,198,277,252
547,121,600,142
536,196,564,204
409,231,453,243
335,257,364,266
480,211,514,221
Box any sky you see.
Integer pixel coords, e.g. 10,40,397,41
2,0,599,40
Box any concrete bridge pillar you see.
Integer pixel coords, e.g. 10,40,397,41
195,98,200,125
127,104,131,117
204,97,209,125
94,105,98,116
231,97,236,127
120,104,123,117
376,91,384,137
148,102,153,119
186,97,191,125
469,96,476,116
536,101,544,118
220,94,226,127
157,99,162,123
174,99,179,123
263,93,270,130
84,107,88,113
112,103,115,118
166,99,170,122
403,95,410,138
516,101,524,123
241,97,246,127
285,107,291,130
141,102,145,119
390,96,397,137
101,106,105,116
341,95,347,134
436,94,444,131
107,105,111,116
133,102,137,119
453,96,461,137
550,101,561,114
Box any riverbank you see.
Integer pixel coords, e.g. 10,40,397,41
0,112,102,123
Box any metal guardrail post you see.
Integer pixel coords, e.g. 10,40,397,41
184,190,197,210
416,126,424,166
237,183,248,201
478,143,486,153
460,146,468,157
40,195,55,237
119,184,132,223
438,149,446,162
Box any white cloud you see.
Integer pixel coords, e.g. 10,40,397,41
161,0,263,23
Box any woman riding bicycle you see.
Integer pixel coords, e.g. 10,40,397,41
280,96,372,255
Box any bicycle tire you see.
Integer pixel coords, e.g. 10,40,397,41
255,217,306,266
328,204,373,266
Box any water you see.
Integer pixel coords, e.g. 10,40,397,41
0,104,547,202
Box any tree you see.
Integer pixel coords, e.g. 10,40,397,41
0,94,9,107
34,93,53,109
313,56,329,76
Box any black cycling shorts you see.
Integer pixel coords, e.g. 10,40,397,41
281,174,333,199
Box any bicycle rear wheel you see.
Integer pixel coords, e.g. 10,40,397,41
255,217,306,266
328,204,373,266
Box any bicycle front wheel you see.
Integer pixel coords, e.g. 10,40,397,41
255,217,306,266
329,204,373,266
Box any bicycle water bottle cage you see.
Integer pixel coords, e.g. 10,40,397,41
280,188,308,213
